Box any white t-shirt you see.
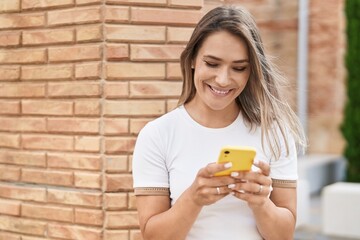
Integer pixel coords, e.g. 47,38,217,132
132,106,297,240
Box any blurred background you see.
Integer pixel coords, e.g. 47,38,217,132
0,0,352,240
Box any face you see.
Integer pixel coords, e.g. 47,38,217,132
191,30,251,113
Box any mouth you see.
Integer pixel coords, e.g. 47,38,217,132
208,85,232,96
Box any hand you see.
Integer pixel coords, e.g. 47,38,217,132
229,160,273,208
189,162,237,206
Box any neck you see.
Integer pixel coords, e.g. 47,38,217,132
184,101,240,128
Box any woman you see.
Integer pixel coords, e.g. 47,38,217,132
132,5,306,240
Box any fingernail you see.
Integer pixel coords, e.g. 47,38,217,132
228,184,236,189
224,162,232,168
253,159,259,165
230,172,239,177
237,189,246,193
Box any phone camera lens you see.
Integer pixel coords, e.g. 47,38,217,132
224,151,230,154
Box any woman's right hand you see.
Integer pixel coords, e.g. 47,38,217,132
189,162,238,206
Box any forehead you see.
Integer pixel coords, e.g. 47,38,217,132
197,30,249,61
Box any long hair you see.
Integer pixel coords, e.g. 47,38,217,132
178,5,307,159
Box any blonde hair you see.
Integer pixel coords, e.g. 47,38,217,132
178,5,307,159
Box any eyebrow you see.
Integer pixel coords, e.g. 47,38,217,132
203,55,249,63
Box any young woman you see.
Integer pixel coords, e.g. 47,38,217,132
132,5,306,240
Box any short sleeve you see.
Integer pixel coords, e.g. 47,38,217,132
132,122,170,195
269,129,298,188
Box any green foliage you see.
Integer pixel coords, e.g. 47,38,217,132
341,0,360,182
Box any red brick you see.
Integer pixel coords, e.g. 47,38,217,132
0,150,46,167
130,81,182,98
104,192,127,210
0,133,20,149
105,156,128,173
0,83,45,98
0,13,45,29
104,100,165,116
104,230,128,240
75,62,101,80
22,203,73,222
0,215,46,235
74,100,101,116
0,66,20,81
0,183,46,202
48,82,100,97
75,136,101,153
166,62,182,79
22,0,74,10
0,117,46,132
48,223,102,240
105,211,139,229
23,28,74,46
0,199,20,216
128,192,137,210
0,101,20,114
105,6,129,23
167,27,194,43
0,31,21,47
21,64,73,81
75,208,103,226
131,7,202,26
104,82,129,98
106,62,165,80
76,24,102,42
74,172,101,189
104,118,128,135
105,174,133,191
49,45,101,62
131,44,183,61
130,230,143,240
0,165,20,181
106,44,129,60
77,0,102,5
22,100,73,116
47,153,101,170
129,118,152,134
0,48,46,64
106,0,166,6
22,134,73,151
169,0,203,9
48,118,100,134
0,232,21,240
0,0,20,12
105,137,136,154
48,7,101,26
106,25,165,42
21,168,73,186
47,189,102,207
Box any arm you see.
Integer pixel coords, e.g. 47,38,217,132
231,161,296,240
136,163,237,240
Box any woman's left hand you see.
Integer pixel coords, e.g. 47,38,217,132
229,160,273,208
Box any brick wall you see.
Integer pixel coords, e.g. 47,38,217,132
0,0,345,239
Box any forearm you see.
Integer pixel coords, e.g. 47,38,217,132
251,199,296,240
143,189,202,240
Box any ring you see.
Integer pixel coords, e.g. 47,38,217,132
216,187,221,195
256,184,263,194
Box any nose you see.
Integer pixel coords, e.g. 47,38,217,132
215,68,231,87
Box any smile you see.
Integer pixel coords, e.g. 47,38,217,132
209,85,231,96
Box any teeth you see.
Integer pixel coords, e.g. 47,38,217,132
211,86,230,95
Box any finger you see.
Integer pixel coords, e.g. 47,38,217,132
198,162,232,177
214,186,232,196
230,171,272,187
253,160,270,176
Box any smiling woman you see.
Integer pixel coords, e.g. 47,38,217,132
132,5,307,240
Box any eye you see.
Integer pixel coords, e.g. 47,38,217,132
233,67,247,72
204,61,218,68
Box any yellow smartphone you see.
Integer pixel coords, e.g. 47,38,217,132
214,146,256,176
